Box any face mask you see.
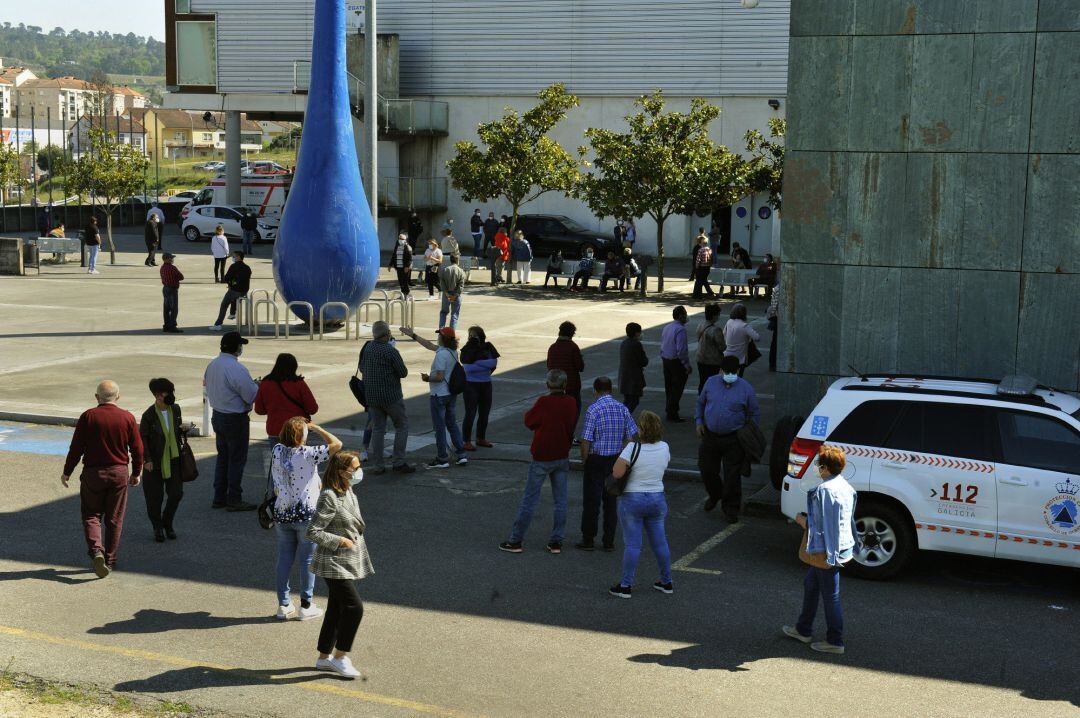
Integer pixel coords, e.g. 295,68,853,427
722,373,738,384
349,467,363,486
163,392,176,406
301,426,309,444
236,347,244,358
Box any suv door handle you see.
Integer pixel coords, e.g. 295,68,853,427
881,460,907,470
999,476,1028,486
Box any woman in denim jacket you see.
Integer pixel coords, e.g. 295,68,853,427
783,445,857,654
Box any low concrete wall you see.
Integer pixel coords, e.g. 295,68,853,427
0,236,24,275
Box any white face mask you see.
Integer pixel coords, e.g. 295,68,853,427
349,467,363,486
722,373,738,384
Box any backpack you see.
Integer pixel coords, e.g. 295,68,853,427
448,361,468,396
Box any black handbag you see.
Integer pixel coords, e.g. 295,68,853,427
257,462,275,530
178,433,199,483
604,442,641,497
746,340,762,367
348,342,370,408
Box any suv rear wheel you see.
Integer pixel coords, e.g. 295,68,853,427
184,226,202,242
848,500,915,580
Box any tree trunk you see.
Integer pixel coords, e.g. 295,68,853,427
655,216,666,293
105,212,116,264
509,202,520,236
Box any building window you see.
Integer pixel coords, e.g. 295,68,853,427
202,132,213,141
175,0,192,12
176,21,216,86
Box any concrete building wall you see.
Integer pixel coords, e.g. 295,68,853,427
777,0,1080,416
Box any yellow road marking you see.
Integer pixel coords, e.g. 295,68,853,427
0,625,483,718
671,522,744,575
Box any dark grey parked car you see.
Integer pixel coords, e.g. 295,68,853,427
515,214,621,259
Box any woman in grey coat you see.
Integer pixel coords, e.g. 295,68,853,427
306,450,373,679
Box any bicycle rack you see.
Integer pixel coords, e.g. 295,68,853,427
252,299,280,338
285,301,315,340
354,300,385,338
319,302,352,340
387,296,415,329
235,296,253,335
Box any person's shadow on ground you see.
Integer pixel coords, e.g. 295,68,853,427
114,664,363,693
0,568,98,585
88,609,275,635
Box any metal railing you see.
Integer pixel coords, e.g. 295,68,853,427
378,177,448,212
293,60,449,135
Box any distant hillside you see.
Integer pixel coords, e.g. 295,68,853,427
0,22,164,80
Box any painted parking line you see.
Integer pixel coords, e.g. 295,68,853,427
0,624,483,718
671,522,745,576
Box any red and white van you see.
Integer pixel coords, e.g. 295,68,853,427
179,172,292,227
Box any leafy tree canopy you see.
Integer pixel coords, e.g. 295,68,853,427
744,117,786,211
0,24,164,79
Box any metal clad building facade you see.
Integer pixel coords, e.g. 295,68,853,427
191,0,789,97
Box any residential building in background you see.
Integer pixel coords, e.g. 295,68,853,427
13,76,126,124
0,60,37,118
116,85,150,110
132,107,262,161
163,0,791,253
69,114,148,156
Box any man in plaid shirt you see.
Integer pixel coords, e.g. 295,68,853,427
577,376,638,551
359,322,415,475
159,253,184,333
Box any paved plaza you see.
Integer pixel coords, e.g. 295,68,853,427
0,229,1075,717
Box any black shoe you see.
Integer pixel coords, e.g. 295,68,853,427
226,501,258,512
653,581,674,595
704,498,718,512
499,541,524,553
602,543,616,552
724,513,740,524
154,528,165,543
165,527,177,540
608,584,632,599
392,463,416,474
546,542,562,554
575,540,595,552
212,501,227,509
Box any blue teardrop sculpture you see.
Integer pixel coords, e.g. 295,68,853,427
273,0,380,322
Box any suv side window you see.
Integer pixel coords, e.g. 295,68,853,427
542,219,565,235
828,400,904,446
215,207,239,221
883,402,994,461
996,411,1080,474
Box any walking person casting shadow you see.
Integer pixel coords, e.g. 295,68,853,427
139,378,186,543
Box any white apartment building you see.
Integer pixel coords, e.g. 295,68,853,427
69,115,149,156
14,77,126,125
165,0,789,254
0,61,38,119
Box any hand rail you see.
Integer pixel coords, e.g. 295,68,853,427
319,302,352,340
285,301,315,340
354,301,384,338
252,299,280,338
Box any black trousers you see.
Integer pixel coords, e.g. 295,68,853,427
425,267,438,295
142,459,183,530
213,257,226,282
162,287,179,330
770,322,778,370
395,267,411,295
544,271,560,287
662,358,689,419
623,393,641,413
692,267,715,298
581,454,618,546
698,362,721,393
698,430,745,518
570,270,591,289
462,381,493,442
318,578,364,654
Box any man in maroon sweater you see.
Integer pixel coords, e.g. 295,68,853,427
62,380,144,578
499,370,578,554
545,321,585,433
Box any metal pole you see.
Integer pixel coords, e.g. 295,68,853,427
365,0,378,226
46,107,53,206
30,106,38,210
14,105,22,231
226,110,241,205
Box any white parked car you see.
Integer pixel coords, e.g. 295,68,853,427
168,190,199,203
196,161,225,171
182,204,278,243
776,374,1080,579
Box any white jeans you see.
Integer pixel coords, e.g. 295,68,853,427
516,261,531,283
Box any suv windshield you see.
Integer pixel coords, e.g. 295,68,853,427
558,217,589,233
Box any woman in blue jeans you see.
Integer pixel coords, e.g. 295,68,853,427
608,410,673,599
270,416,342,620
783,445,857,654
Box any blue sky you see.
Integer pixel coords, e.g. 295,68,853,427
0,2,165,41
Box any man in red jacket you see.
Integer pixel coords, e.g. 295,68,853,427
499,370,578,554
62,380,144,578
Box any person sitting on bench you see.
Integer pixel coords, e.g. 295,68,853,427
748,253,778,298
570,249,595,291
544,250,565,287
599,250,625,292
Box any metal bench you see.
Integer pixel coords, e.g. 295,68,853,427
26,237,83,274
409,255,474,283
709,267,757,295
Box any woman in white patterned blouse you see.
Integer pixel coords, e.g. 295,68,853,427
271,416,342,621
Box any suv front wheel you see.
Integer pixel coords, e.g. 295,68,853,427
848,500,915,580
184,226,202,242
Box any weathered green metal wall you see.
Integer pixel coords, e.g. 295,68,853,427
778,0,1080,415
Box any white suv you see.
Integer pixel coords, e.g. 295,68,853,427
182,205,278,244
776,375,1080,579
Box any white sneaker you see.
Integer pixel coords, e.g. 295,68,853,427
275,603,296,620
327,655,361,679
208,324,224,331
315,657,334,671
298,603,323,621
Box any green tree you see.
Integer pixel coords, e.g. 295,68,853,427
744,117,786,212
0,144,24,204
37,145,69,174
447,83,583,236
66,127,150,264
578,91,751,291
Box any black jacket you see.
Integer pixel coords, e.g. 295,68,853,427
387,241,413,269
139,404,184,477
618,337,649,396
483,217,500,239
470,214,483,233
224,261,252,294
144,220,161,249
240,214,258,231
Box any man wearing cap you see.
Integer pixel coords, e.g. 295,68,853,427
360,321,415,475
400,326,468,469
203,332,259,511
209,251,252,331
159,252,184,333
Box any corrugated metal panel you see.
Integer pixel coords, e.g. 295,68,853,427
192,0,315,94
193,0,789,97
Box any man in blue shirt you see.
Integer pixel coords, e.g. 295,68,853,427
660,305,692,422
696,355,760,522
578,376,638,551
203,331,259,511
